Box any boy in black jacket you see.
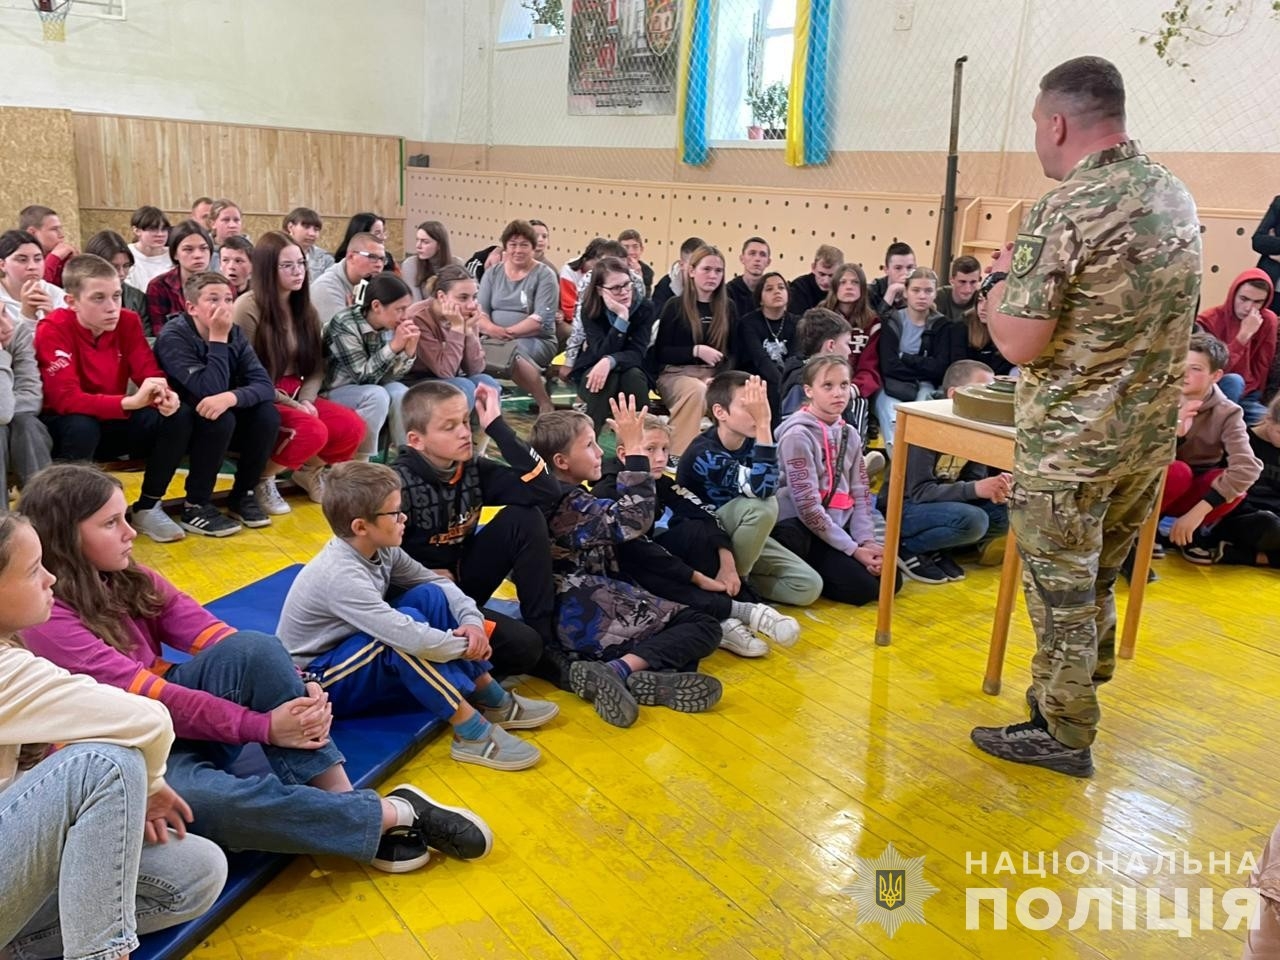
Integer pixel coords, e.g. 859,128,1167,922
593,415,800,657
154,271,280,536
392,380,557,683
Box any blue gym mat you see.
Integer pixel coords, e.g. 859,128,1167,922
134,565,448,960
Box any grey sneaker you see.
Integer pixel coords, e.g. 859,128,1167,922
254,478,291,516
569,660,639,728
970,720,1094,778
864,449,886,480
450,723,540,771
626,671,723,713
291,465,326,503
747,604,799,646
480,690,560,730
386,784,493,860
719,618,768,658
131,504,185,543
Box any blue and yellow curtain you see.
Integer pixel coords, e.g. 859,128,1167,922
786,0,832,167
677,0,714,165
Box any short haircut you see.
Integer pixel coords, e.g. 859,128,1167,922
950,255,981,276
813,244,843,267
1241,278,1271,297
906,266,939,287
618,228,643,245
596,240,627,260
283,206,323,229
85,230,133,266
18,205,55,232
218,234,253,256
884,241,915,265
530,410,592,464
796,307,852,356
347,231,380,253
641,414,671,437
182,271,233,304
1188,332,1229,373
322,461,403,538
742,236,770,252
168,219,213,260
130,205,171,232
679,236,705,258
61,254,118,295
191,196,214,210
0,229,43,261
802,352,851,387
401,379,467,435
500,219,539,248
941,358,995,394
1039,56,1125,125
705,370,750,419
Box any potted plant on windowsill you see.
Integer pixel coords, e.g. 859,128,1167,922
747,81,789,140
523,0,564,38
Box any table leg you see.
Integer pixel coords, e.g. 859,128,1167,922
983,531,1022,695
874,417,910,647
1119,479,1164,659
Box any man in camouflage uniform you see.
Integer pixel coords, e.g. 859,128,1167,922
969,56,1202,777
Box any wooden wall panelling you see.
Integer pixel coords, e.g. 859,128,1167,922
0,107,81,245
404,171,514,264
1197,208,1265,309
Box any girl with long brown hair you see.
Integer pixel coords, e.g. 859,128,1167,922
402,220,458,301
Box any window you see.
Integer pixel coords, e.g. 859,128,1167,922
497,0,566,45
710,0,795,141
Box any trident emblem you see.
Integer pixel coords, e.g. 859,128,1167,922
875,870,905,910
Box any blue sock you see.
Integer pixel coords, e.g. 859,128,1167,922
472,682,509,708
454,712,490,741
607,659,632,682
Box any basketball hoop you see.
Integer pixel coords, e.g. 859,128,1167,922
34,0,72,42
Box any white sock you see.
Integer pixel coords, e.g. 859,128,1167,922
386,795,416,828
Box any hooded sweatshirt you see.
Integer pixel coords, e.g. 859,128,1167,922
878,306,957,398
1178,383,1263,505
1196,268,1278,397
774,408,875,554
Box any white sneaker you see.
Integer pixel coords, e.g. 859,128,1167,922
254,478,291,516
748,604,800,647
131,504,186,543
720,618,768,658
291,465,326,503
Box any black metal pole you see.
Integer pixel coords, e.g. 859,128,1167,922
939,55,968,274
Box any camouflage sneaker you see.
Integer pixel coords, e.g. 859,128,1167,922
970,720,1094,778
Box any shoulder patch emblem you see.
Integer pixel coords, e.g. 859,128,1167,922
1011,234,1044,277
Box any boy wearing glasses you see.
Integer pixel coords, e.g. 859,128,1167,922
310,232,386,330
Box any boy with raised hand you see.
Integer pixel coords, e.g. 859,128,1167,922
676,372,822,608
393,379,559,684
788,244,842,316
36,253,194,543
277,460,557,772
154,271,281,535
19,205,76,288
594,414,800,658
868,242,917,317
530,396,723,729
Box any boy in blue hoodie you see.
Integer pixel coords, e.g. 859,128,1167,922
676,371,821,607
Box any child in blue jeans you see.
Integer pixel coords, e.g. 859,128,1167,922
277,461,557,772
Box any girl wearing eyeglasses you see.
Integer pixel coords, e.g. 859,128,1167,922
570,256,655,433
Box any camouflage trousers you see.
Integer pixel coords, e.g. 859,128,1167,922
1010,467,1164,749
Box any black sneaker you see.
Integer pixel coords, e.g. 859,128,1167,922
934,554,966,582
386,784,493,860
897,549,949,584
227,494,271,529
970,720,1094,778
1181,540,1224,566
569,660,639,728
371,825,430,873
180,503,242,538
626,671,723,713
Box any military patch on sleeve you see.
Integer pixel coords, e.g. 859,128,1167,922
1010,233,1045,277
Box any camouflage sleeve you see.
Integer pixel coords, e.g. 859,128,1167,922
551,457,656,550
999,200,1084,322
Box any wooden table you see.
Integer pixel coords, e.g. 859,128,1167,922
874,399,1158,695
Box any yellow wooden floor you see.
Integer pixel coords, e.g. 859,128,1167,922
119,470,1280,960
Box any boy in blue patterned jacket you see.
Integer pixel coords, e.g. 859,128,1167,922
676,372,822,607
529,395,722,730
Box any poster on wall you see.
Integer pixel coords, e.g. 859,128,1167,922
568,0,680,115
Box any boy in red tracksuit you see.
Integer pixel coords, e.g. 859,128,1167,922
36,254,195,543
1196,267,1277,425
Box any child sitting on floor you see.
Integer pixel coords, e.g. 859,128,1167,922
19,463,492,875
772,354,902,606
593,414,800,658
393,380,558,682
1195,392,1280,566
277,461,557,771
530,397,723,729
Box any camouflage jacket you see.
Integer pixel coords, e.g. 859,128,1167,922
545,455,656,581
1001,140,1202,480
